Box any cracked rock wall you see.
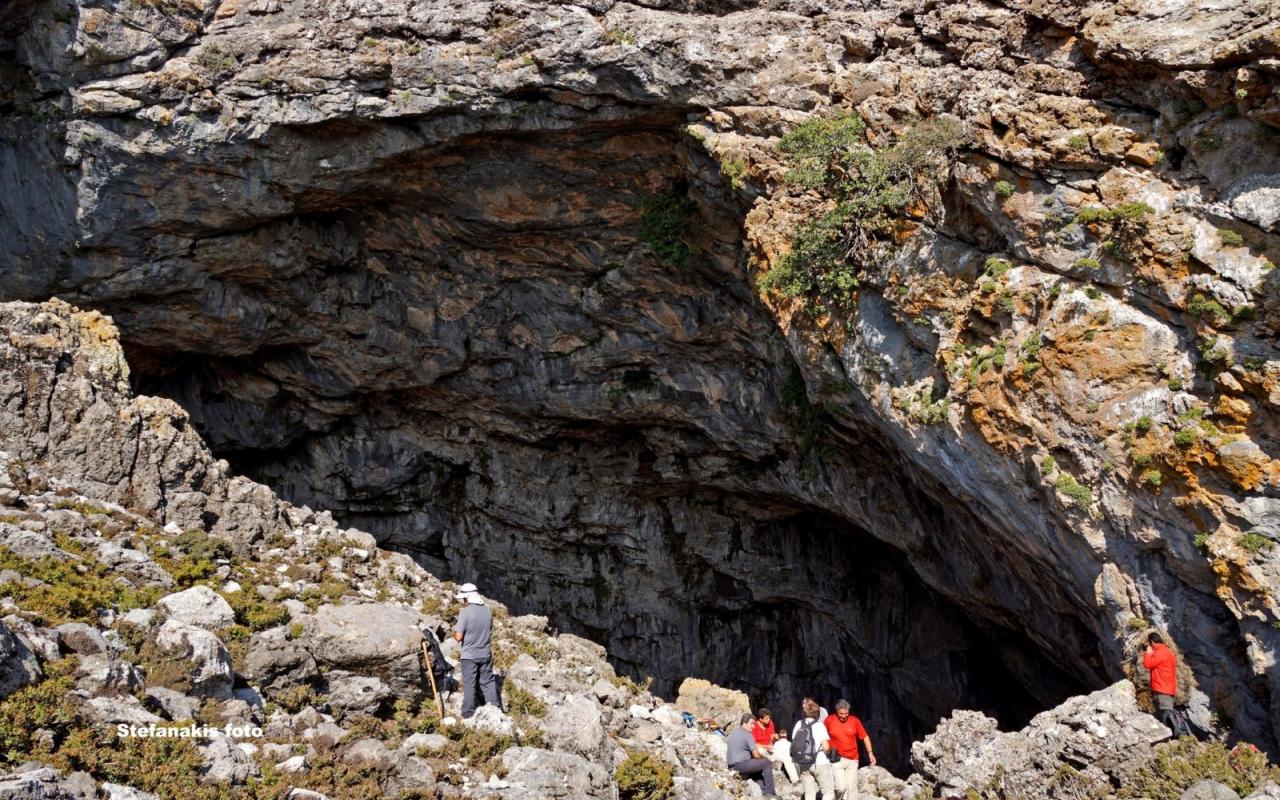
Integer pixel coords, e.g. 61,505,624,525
2,0,1279,768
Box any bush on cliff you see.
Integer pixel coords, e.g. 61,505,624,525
616,751,675,800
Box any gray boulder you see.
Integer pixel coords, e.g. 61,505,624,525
242,626,317,692
155,586,235,630
1181,781,1243,800
152,619,234,698
83,695,162,725
322,672,392,717
55,623,108,655
382,756,436,796
1245,782,1280,800
339,738,392,769
100,784,160,800
0,621,41,699
302,604,424,695
197,735,261,784
3,617,59,662
500,747,612,798
911,681,1169,798
144,686,200,721
0,767,79,800
75,654,142,696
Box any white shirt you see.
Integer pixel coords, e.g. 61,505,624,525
791,718,831,766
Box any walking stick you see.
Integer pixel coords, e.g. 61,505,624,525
421,640,446,720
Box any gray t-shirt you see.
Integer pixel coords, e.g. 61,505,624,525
454,604,493,661
725,727,756,767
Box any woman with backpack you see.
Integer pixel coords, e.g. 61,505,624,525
790,698,835,800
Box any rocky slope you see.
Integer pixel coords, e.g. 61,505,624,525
2,298,1280,800
1,0,1278,769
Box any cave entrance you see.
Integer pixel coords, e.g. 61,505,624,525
105,116,1101,772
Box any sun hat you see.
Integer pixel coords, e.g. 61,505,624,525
453,582,477,599
465,592,485,605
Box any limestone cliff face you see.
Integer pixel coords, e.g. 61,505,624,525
1,0,1278,768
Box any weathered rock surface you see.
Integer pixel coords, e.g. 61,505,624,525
0,620,41,699
911,681,1171,797
155,586,236,630
1,0,1279,772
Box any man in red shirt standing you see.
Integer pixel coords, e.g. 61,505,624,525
823,699,876,799
751,708,797,782
1143,633,1191,737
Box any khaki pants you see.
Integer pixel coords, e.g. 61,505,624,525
798,763,834,800
832,758,858,798
764,740,798,783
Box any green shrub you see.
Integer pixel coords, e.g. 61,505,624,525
616,751,676,800
1135,416,1154,434
1067,133,1089,150
1167,377,1183,391
721,157,748,189
1174,429,1196,448
776,112,866,188
996,291,1015,313
1193,533,1210,554
640,188,696,270
0,551,158,626
994,180,1015,199
1240,532,1273,552
1075,257,1100,270
1117,738,1280,798
984,257,1011,279
1040,455,1057,475
1142,469,1163,488
171,530,231,562
504,684,547,718
1055,473,1093,507
764,114,964,308
1187,293,1231,327
1219,229,1245,247
225,590,290,632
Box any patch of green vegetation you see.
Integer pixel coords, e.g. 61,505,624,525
909,395,950,425
780,367,831,457
1174,429,1197,448
224,588,290,632
1085,286,1102,300
1134,415,1154,434
721,157,748,189
1167,376,1183,391
984,256,1011,279
50,498,113,516
1116,737,1280,799
1075,257,1100,270
1240,532,1273,553
172,529,231,562
605,28,636,46
1187,293,1232,327
1067,133,1089,150
994,180,1015,199
639,188,696,270
197,44,238,77
1055,473,1093,507
1193,533,1210,554
504,684,547,718
0,550,159,626
1142,469,1163,488
616,751,676,800
1197,336,1232,367
762,113,965,308
1040,454,1057,475
996,291,1015,314
445,724,515,773
1218,228,1244,247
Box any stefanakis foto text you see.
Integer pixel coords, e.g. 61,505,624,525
116,723,264,739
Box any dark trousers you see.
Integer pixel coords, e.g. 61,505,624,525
460,658,501,718
1156,693,1193,738
731,758,776,795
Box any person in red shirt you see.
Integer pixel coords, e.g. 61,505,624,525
751,708,797,782
1143,633,1191,737
823,699,876,799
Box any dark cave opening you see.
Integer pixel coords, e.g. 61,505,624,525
103,116,1111,773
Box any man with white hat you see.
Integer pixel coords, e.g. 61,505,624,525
453,582,501,718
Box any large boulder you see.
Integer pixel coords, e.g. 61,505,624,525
500,747,612,799
911,681,1169,797
156,586,235,630
322,672,392,717
197,734,261,784
0,621,41,699
302,604,424,696
0,767,81,800
241,626,317,693
151,619,233,698
675,678,750,728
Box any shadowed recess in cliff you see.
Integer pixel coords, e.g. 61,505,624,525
97,117,1118,772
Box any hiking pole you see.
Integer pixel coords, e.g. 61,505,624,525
421,640,445,720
